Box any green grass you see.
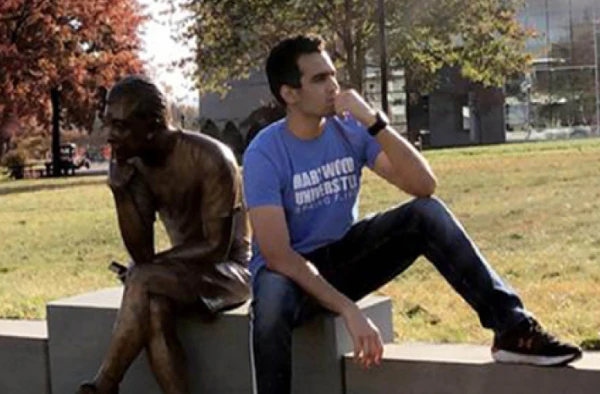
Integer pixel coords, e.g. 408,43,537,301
1,139,599,349
362,139,600,348
0,174,171,319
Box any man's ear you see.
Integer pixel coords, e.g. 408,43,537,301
280,85,298,106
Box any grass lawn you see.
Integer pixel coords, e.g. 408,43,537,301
1,139,599,348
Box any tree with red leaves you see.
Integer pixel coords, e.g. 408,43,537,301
0,0,146,175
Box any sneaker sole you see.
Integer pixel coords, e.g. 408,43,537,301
492,349,582,367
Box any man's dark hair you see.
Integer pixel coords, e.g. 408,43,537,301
266,35,325,106
107,75,169,130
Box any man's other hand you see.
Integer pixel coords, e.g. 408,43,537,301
342,305,384,369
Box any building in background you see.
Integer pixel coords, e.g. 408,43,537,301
408,0,600,147
506,0,600,137
199,0,600,151
407,67,506,148
364,67,407,130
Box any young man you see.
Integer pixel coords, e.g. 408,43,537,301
243,35,581,394
78,76,251,394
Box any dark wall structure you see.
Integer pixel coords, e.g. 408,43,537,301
408,67,506,149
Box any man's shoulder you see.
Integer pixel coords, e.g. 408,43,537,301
246,119,286,153
242,120,288,180
328,115,366,136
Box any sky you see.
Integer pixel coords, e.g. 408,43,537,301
138,0,197,105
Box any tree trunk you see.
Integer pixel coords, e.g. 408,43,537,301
50,87,61,177
405,69,421,146
342,0,357,89
355,31,365,94
377,0,389,114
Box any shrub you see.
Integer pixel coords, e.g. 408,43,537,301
1,149,26,167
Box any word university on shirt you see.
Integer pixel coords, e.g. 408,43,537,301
293,156,358,213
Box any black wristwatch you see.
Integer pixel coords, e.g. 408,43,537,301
367,110,389,137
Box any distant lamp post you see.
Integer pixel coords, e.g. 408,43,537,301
520,74,533,137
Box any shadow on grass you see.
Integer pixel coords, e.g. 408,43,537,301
0,177,106,197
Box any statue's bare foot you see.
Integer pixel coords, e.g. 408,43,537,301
76,381,118,394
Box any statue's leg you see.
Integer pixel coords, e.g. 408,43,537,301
116,262,194,393
79,258,244,394
136,260,247,394
85,266,154,394
81,262,196,394
146,295,189,394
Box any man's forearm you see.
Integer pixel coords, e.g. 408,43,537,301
265,250,356,316
333,90,436,197
376,126,437,196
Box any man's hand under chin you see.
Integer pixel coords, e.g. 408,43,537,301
334,90,377,128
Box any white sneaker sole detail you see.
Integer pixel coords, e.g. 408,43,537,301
492,349,582,366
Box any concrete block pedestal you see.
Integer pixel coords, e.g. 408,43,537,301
0,319,50,394
6,288,597,394
344,342,600,394
47,287,393,394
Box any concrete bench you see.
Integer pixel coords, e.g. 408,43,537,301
344,342,600,394
47,287,393,394
0,319,50,394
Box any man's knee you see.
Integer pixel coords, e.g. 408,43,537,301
406,196,449,222
252,269,301,335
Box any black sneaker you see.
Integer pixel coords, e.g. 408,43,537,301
492,318,582,366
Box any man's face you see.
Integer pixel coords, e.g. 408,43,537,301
103,98,148,161
291,51,340,117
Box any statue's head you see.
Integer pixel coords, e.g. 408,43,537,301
103,75,169,161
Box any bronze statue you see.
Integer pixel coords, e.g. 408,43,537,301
77,76,251,394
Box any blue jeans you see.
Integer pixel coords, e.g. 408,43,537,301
250,197,529,394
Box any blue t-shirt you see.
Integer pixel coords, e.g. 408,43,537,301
242,115,382,274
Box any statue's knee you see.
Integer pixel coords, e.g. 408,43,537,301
148,296,163,315
148,295,173,331
149,295,172,315
125,265,150,291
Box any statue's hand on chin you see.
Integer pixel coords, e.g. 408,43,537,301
108,156,136,190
